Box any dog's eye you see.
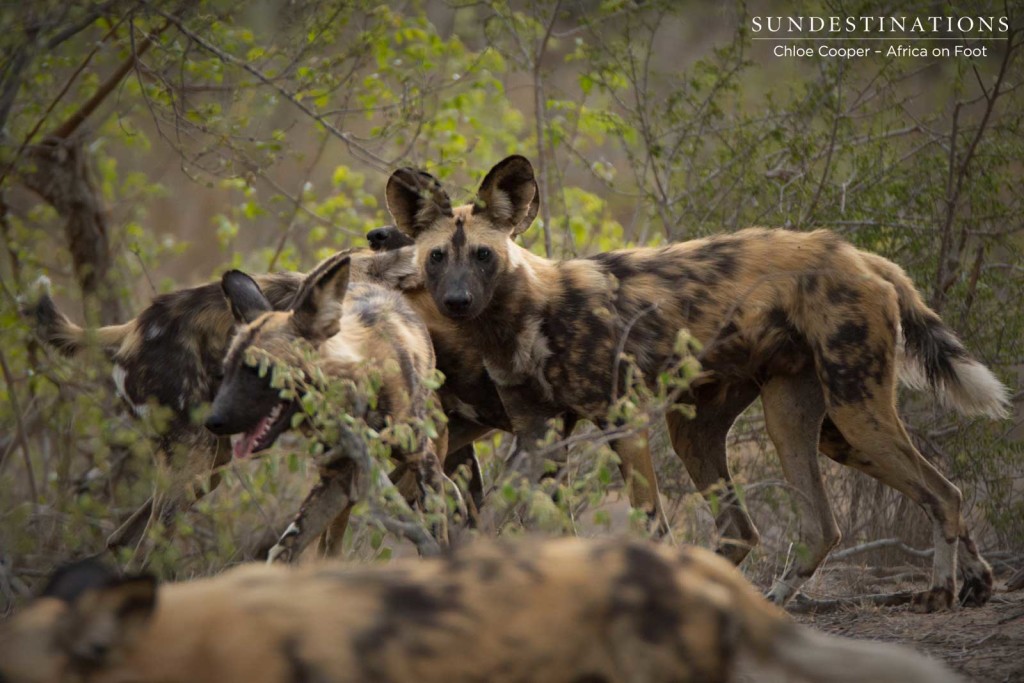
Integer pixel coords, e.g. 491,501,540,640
430,249,445,263
476,247,492,262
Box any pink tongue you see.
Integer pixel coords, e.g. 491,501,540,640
232,415,271,459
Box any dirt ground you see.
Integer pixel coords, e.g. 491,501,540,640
793,582,1024,682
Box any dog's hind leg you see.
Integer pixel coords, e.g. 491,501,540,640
824,399,969,611
819,416,993,607
761,369,840,606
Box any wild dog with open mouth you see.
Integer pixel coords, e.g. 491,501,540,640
22,270,306,550
0,537,962,683
205,251,448,561
385,155,1012,611
20,243,488,552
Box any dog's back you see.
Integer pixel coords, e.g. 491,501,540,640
0,538,961,683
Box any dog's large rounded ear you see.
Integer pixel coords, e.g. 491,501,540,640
474,155,538,235
386,168,453,238
291,253,351,342
48,562,157,672
222,270,272,324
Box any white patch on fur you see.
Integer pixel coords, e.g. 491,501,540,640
144,323,164,341
504,243,542,291
944,358,1012,419
896,325,1011,419
322,326,364,364
895,327,930,393
932,521,957,593
266,543,289,564
17,275,52,311
30,274,52,302
111,364,147,417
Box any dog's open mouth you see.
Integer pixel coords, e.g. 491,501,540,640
230,402,295,459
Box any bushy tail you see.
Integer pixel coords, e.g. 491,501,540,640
862,253,1011,419
19,276,132,357
764,624,963,683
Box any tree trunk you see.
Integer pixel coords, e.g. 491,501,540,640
21,135,121,324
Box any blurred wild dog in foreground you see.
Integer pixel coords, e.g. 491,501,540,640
0,537,961,683
385,155,1012,611
205,252,449,561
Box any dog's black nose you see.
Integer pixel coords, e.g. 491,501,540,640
367,227,391,250
205,413,227,434
443,292,473,315
367,226,413,251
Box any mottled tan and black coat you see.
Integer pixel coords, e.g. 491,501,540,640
0,537,961,683
22,270,305,549
204,252,448,561
385,155,1012,611
20,246,474,552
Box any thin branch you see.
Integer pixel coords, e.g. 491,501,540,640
267,131,331,271
830,537,933,562
49,18,166,141
0,349,39,508
0,15,133,188
933,29,1018,311
143,2,394,172
532,0,561,258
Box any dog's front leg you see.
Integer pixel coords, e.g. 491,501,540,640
267,462,358,564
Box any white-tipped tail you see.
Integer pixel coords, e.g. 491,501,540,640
765,625,963,683
898,343,1012,420
17,274,53,309
942,357,1012,419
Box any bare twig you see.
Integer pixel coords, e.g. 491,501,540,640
785,591,916,615
0,349,39,508
531,0,561,258
830,538,934,562
1007,565,1024,592
933,29,1018,312
142,2,394,172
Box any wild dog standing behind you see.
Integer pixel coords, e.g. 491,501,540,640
18,246,453,553
386,155,1012,611
20,271,306,550
0,537,962,683
205,252,448,561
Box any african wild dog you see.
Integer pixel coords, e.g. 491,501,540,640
22,271,306,549
0,538,961,683
385,155,1012,611
205,251,449,561
20,244,489,551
